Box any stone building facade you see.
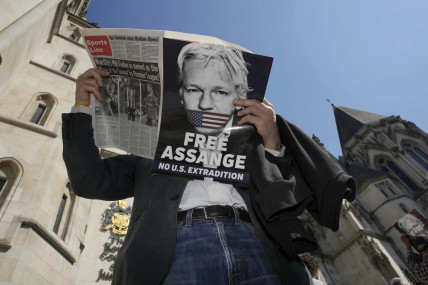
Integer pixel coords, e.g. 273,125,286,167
2,1,428,285
306,106,428,285
0,1,130,284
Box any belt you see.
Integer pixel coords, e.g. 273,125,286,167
178,205,251,223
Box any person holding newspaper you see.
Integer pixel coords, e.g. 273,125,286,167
400,234,428,284
63,42,355,284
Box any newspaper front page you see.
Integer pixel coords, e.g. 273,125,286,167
152,37,273,186
81,29,164,158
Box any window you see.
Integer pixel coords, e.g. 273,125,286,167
55,54,77,75
53,195,67,234
0,177,6,193
30,105,46,124
403,143,428,171
53,183,77,240
380,189,388,198
377,157,419,192
60,62,70,73
0,158,22,213
20,93,57,126
415,147,428,161
375,181,398,198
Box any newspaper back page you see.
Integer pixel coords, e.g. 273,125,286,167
81,28,163,158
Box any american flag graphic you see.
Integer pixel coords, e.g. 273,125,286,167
186,110,231,129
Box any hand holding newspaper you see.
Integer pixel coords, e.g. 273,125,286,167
81,28,273,186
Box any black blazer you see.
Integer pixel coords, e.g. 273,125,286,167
62,112,355,285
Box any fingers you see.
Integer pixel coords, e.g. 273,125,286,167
233,98,280,150
77,78,102,101
233,98,275,125
75,68,110,105
79,68,109,87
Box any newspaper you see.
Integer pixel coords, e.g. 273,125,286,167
81,29,163,158
81,29,273,186
395,209,428,250
152,37,273,186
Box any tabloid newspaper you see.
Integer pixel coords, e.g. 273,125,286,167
394,209,428,250
81,29,273,187
81,29,163,158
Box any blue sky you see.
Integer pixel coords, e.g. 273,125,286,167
86,0,428,158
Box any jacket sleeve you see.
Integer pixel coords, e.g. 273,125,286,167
276,116,356,231
62,112,140,200
248,115,356,257
248,137,318,257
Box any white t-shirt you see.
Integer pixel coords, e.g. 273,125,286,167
312,278,324,285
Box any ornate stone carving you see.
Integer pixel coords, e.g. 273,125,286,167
101,200,132,235
358,237,386,263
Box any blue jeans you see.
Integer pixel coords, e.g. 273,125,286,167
162,209,283,285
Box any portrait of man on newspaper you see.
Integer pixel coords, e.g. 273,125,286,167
396,210,428,241
153,39,274,185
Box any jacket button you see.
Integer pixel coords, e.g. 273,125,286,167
171,194,180,201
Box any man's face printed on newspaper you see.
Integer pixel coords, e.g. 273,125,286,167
400,215,427,237
180,59,239,136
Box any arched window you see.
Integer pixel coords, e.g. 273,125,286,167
376,157,419,192
0,158,23,214
402,143,428,171
375,181,397,199
20,93,57,126
55,54,77,75
53,182,77,241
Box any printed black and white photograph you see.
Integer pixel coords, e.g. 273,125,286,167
95,75,119,117
396,209,428,239
152,38,273,186
118,77,141,122
141,82,160,127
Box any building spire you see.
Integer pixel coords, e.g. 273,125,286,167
333,106,386,150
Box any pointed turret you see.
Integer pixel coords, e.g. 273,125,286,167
333,105,386,150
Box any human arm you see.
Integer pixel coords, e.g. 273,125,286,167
400,235,413,252
399,235,428,282
62,68,139,200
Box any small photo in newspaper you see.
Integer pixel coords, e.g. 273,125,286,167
395,209,428,250
152,38,273,187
